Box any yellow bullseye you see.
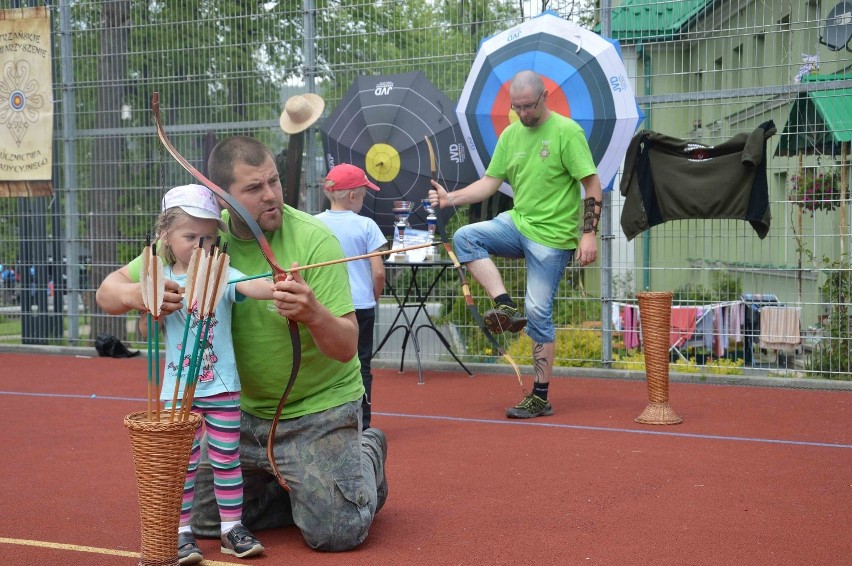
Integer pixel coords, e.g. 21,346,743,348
365,143,401,182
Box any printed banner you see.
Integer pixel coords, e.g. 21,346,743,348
0,6,53,197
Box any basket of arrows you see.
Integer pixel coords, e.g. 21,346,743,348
123,239,224,565
125,410,202,566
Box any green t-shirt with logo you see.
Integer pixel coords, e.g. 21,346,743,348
127,205,362,420
485,113,597,250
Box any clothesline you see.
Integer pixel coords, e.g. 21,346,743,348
613,300,747,357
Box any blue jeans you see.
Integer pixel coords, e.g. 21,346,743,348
453,212,574,344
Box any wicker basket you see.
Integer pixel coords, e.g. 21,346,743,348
635,292,683,425
125,411,202,566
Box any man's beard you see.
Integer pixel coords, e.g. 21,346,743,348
521,114,540,127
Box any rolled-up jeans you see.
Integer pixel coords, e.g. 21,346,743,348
453,212,574,344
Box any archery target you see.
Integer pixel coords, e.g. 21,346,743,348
457,11,643,191
321,71,477,233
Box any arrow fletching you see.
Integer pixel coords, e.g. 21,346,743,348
184,243,204,314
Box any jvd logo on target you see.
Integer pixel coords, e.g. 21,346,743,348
374,81,394,96
609,75,626,93
449,143,466,164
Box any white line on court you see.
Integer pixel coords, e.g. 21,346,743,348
0,537,240,565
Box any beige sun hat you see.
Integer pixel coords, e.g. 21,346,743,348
279,93,325,134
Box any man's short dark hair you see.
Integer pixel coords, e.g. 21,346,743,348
207,136,273,191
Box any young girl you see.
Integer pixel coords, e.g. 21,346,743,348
134,184,271,564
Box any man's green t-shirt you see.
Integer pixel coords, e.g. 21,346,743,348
128,205,363,420
485,113,597,250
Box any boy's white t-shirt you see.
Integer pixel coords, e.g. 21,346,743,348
314,209,386,309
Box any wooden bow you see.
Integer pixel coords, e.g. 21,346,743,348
152,92,299,492
424,136,527,394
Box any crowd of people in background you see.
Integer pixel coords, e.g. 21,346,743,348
0,263,19,304
0,260,91,306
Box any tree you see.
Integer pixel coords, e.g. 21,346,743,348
89,0,130,340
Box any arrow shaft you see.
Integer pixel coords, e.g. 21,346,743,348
227,242,437,284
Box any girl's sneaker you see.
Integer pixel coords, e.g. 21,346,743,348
221,524,264,558
177,531,203,565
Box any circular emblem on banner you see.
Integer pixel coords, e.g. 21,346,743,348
10,91,25,111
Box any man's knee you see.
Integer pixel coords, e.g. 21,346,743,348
301,507,371,552
298,477,373,551
525,307,556,344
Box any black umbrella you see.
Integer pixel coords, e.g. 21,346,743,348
321,71,477,234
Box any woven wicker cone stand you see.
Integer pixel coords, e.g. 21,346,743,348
125,411,203,566
635,292,683,425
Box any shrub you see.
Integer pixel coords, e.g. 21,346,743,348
673,283,713,304
503,328,602,368
807,258,852,379
612,350,744,375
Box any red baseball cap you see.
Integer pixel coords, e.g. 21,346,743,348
325,163,380,192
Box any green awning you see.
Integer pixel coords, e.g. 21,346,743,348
778,74,852,156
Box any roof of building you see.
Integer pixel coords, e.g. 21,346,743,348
602,0,710,41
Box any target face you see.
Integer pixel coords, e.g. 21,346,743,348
321,71,477,234
456,11,644,192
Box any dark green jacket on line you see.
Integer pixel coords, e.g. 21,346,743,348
619,120,776,241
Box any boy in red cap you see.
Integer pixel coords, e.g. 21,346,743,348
316,164,386,430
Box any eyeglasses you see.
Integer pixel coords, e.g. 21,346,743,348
510,92,544,114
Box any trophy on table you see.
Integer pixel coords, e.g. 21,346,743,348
390,200,413,261
421,198,439,260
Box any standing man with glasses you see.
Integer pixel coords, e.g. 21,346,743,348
429,70,602,419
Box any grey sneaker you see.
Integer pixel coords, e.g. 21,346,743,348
484,303,527,334
177,531,202,565
221,524,264,558
364,427,389,512
506,393,553,419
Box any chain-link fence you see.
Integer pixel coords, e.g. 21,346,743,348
1,0,850,382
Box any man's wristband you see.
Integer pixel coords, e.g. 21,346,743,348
582,197,602,234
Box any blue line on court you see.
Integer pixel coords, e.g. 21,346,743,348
2,390,848,450
376,412,852,450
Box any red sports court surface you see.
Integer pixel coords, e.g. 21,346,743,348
0,352,849,565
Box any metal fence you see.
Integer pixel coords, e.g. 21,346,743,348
1,0,850,381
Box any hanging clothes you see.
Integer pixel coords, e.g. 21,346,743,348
670,307,699,349
621,303,640,350
759,307,802,350
619,121,776,240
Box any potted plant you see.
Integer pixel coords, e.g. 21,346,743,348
787,167,842,215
